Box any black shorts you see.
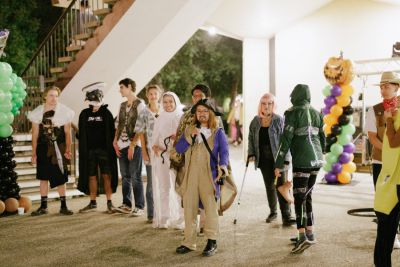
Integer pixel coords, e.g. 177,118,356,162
87,148,111,176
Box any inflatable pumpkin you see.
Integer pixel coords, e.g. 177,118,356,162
324,57,354,85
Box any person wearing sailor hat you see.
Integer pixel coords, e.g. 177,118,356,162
77,82,118,214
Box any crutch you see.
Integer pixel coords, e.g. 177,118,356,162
233,155,251,224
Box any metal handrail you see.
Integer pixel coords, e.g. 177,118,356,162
21,0,79,76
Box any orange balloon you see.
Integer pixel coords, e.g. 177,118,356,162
0,200,4,215
19,196,32,213
341,85,354,97
342,162,357,173
323,114,338,125
330,105,343,117
5,198,18,212
338,172,351,184
323,124,332,135
336,95,351,107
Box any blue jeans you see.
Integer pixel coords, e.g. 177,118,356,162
119,146,144,209
145,164,154,219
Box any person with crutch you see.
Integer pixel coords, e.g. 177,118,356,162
274,84,325,254
248,92,294,226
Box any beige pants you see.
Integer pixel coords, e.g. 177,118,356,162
182,144,219,250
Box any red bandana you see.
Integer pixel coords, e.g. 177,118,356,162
383,97,398,111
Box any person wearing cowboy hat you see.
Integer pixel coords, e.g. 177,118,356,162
365,72,400,265
77,82,118,214
175,99,229,257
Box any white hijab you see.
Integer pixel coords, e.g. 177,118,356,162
152,92,184,148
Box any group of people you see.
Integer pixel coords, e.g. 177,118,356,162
28,81,230,256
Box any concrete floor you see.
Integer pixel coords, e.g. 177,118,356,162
0,144,397,267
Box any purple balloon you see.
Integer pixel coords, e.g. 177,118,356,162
324,96,337,107
325,172,337,183
331,85,342,97
331,163,343,174
339,152,351,164
343,143,355,154
322,106,331,115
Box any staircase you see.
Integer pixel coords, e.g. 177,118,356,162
13,134,83,202
12,0,135,201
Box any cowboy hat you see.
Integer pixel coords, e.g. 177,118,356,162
375,72,400,86
191,98,222,116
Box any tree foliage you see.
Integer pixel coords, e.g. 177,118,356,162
0,0,62,75
147,30,242,105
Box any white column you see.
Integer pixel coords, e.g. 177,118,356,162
242,38,269,158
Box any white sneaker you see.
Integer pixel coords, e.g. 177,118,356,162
131,208,144,217
394,237,400,249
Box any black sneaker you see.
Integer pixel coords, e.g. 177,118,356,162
176,245,193,254
31,207,48,216
107,202,116,214
79,203,97,213
59,207,73,215
291,237,312,254
202,239,217,257
282,216,296,226
266,213,278,223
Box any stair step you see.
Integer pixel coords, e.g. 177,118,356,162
93,8,111,17
24,189,84,203
15,156,32,164
17,174,36,181
50,67,65,74
74,33,91,41
13,145,32,152
13,134,32,142
44,77,57,83
58,56,74,63
15,151,33,157
66,45,82,52
103,0,118,4
16,168,36,176
84,21,101,29
15,162,33,170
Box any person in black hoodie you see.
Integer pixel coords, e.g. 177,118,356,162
77,82,118,213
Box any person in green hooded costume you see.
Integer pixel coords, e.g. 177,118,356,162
274,84,325,254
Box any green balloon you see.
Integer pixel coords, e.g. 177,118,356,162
330,143,344,156
5,112,13,124
322,85,331,97
19,90,27,99
0,77,13,92
0,91,5,102
342,124,356,135
10,73,17,84
338,134,352,145
0,62,12,79
323,162,332,172
0,112,7,124
3,91,11,102
325,152,338,164
0,124,13,137
0,102,12,112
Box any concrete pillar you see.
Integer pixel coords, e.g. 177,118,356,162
242,38,269,158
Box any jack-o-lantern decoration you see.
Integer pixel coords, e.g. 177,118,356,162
324,57,354,85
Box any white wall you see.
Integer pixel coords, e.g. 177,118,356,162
274,0,400,115
242,38,269,156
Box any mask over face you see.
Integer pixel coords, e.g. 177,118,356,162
85,89,103,107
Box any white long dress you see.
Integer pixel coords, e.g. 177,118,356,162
151,92,185,229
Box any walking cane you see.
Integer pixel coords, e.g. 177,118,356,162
233,155,251,224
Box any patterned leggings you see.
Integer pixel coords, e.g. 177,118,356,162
292,168,320,229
